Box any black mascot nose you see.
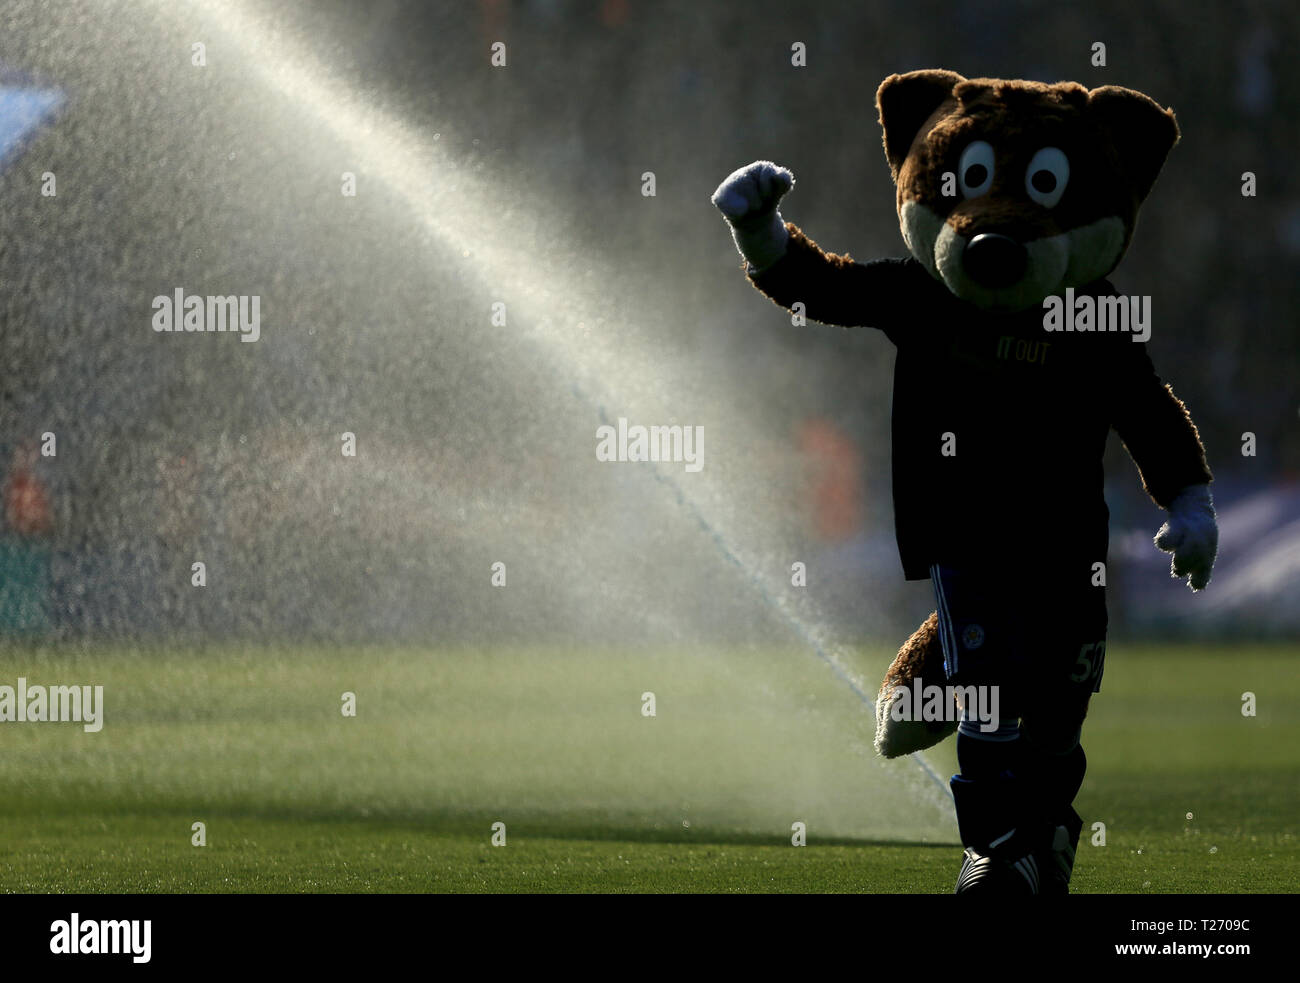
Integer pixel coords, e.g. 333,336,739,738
962,233,1027,288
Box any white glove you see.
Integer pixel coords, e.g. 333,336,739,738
1154,484,1218,591
711,160,794,273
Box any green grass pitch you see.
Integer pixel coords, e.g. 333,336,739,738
0,641,1295,892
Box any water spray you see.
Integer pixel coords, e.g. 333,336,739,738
175,0,952,807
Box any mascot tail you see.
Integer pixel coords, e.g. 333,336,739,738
873,612,959,757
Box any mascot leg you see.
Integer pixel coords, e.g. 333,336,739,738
949,720,1048,895
1020,699,1092,894
944,564,1102,895
924,564,1050,895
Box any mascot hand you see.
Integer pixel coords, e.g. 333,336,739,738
1154,484,1218,591
711,160,794,272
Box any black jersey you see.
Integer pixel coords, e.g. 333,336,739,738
748,224,1212,583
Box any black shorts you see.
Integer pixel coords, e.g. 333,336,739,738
930,563,1108,726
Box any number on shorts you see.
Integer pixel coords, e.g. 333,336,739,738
1071,640,1107,685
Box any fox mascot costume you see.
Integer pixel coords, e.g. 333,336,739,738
712,70,1217,894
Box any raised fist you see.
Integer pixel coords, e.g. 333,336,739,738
711,160,795,272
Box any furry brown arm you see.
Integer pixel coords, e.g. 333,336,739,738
747,222,918,330
1111,349,1213,507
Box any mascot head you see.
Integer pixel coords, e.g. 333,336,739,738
877,70,1178,312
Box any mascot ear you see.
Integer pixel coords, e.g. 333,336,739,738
876,69,965,179
1088,85,1180,204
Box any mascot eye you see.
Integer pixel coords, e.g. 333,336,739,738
958,141,995,198
1025,147,1069,207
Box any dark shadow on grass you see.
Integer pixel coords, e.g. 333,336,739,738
1,801,960,849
